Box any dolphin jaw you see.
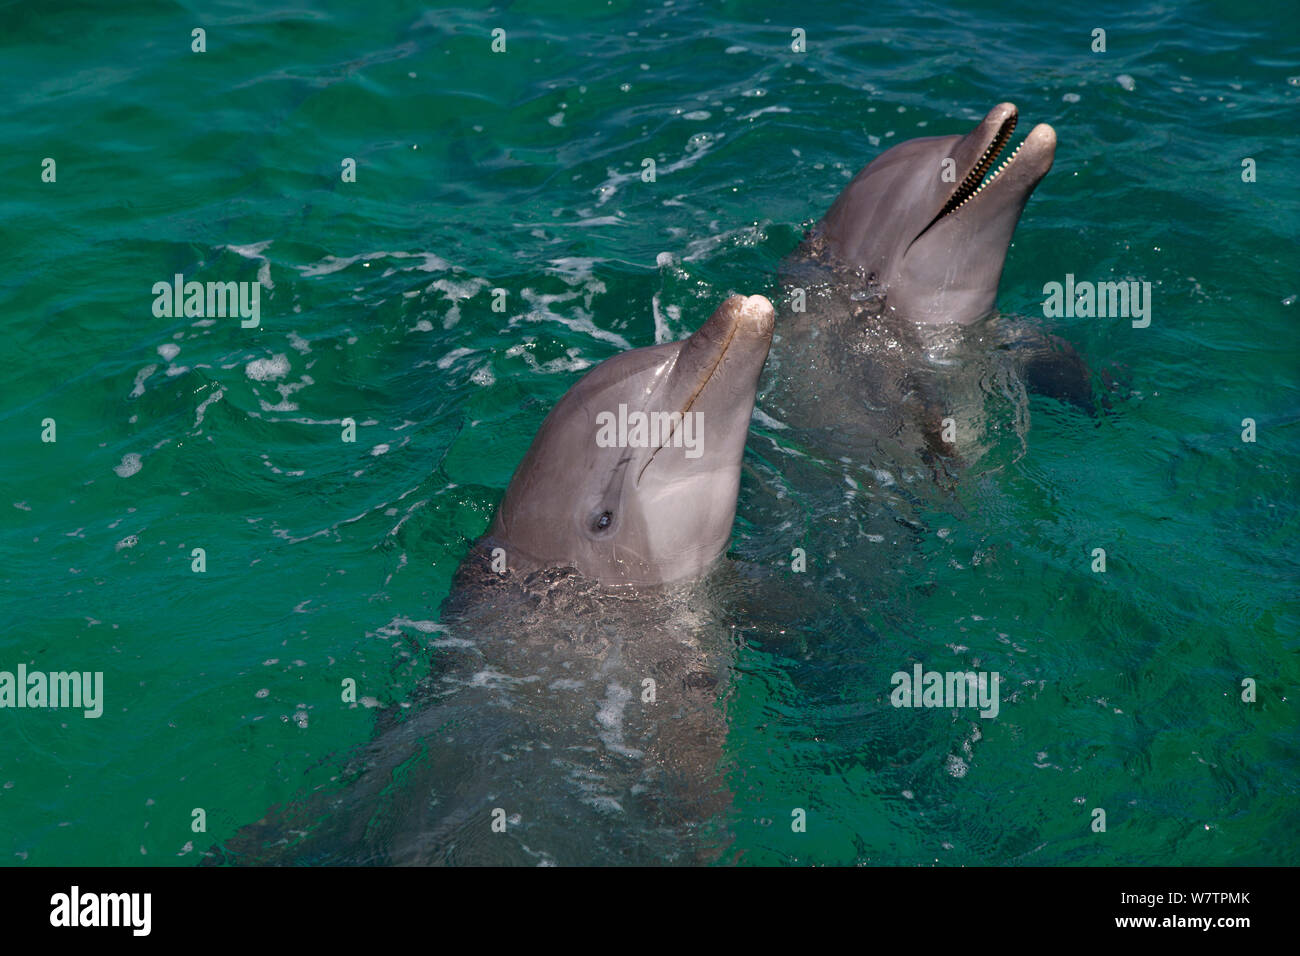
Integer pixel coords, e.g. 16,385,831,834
910,106,1055,250
932,108,1019,224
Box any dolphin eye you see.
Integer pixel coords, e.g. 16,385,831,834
594,511,613,532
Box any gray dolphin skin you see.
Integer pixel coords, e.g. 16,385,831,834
766,102,1087,469
210,295,774,865
810,102,1056,326
484,292,776,585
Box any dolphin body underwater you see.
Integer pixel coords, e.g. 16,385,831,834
210,295,776,865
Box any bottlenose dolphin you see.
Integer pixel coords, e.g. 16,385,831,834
809,102,1057,326
484,293,776,585
209,294,775,865
724,103,1095,628
766,102,1088,472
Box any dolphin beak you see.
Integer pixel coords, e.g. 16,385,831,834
633,294,773,484
677,294,775,403
679,293,774,411
694,294,776,345
916,105,1056,237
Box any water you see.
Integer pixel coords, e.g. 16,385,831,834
1,0,1296,865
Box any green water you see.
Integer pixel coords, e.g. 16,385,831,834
1,0,1296,865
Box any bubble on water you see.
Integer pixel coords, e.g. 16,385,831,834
157,343,180,361
1062,92,1081,103
682,110,711,121
114,454,142,478
246,354,290,381
1116,74,1136,91
1287,76,1300,87
1282,294,1297,306
115,535,138,551
255,688,269,698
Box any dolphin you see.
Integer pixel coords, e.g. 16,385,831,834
208,294,775,865
765,103,1089,470
808,101,1058,326
729,103,1094,625
482,292,777,586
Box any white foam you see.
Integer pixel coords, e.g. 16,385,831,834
129,365,157,399
437,347,476,370
592,133,718,207
246,354,290,381
516,288,631,350
741,105,791,121
224,240,275,290
751,406,787,431
114,453,142,478
651,291,671,344
298,250,451,278
596,681,643,759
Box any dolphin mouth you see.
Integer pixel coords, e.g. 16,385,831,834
933,110,1018,221
913,104,1052,242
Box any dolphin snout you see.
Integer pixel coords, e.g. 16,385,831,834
1018,123,1057,177
735,294,775,337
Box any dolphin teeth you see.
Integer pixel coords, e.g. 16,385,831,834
928,111,1018,223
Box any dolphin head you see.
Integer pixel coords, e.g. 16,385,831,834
815,103,1056,325
486,294,775,586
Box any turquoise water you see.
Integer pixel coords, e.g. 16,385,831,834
1,0,1296,865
